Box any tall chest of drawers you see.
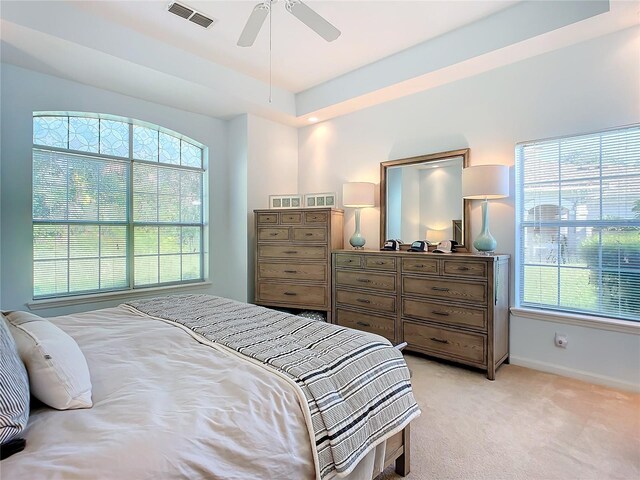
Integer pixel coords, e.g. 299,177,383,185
254,208,343,321
332,250,509,380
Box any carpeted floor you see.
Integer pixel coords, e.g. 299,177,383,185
379,354,640,480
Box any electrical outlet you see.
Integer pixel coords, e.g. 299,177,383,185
554,333,568,348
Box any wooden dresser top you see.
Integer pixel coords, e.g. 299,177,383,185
333,249,509,260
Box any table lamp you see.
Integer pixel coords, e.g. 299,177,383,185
343,182,375,249
462,165,509,254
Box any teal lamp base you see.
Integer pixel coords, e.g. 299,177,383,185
349,208,366,249
473,199,497,255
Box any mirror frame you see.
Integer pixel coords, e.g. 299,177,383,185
380,148,470,251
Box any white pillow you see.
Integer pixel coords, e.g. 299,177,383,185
6,311,92,410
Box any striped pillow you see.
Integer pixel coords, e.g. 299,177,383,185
0,314,29,445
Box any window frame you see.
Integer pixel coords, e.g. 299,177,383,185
515,124,640,323
32,112,207,300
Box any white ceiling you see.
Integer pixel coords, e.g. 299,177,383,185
75,0,516,93
1,1,637,125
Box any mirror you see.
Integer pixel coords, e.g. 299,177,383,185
380,148,470,250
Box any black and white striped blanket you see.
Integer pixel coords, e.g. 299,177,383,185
125,294,420,479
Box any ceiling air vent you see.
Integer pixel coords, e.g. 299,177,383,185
189,12,215,29
167,2,216,29
168,2,193,19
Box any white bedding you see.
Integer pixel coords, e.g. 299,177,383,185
2,306,383,479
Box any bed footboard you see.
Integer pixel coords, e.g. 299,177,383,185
378,423,411,477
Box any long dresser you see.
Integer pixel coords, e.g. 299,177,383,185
332,250,509,379
254,208,343,322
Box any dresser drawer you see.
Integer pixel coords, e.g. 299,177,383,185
403,321,486,365
257,282,326,307
336,308,395,342
336,290,396,313
293,228,327,242
443,260,487,278
402,257,439,275
336,270,396,292
281,212,302,224
258,245,327,260
335,253,363,268
258,227,289,241
304,211,328,223
365,256,397,271
402,298,486,330
259,262,326,282
403,276,486,304
257,213,278,224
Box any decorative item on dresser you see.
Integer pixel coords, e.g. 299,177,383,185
461,164,510,254
342,182,375,249
255,208,344,322
304,192,336,208
268,194,302,209
332,250,509,380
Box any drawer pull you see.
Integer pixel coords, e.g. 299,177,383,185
415,264,425,268
356,321,371,327
305,233,314,236
284,250,298,254
356,298,371,304
375,261,385,265
430,337,450,344
284,270,298,274
457,266,470,271
269,232,279,236
346,259,353,263
283,292,297,296
432,310,450,316
357,278,371,283
431,286,450,292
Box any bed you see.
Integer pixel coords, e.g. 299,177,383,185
2,294,419,479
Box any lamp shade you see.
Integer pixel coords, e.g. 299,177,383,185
427,227,448,243
462,165,509,199
343,182,375,208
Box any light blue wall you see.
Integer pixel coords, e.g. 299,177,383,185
226,115,249,301
0,64,237,316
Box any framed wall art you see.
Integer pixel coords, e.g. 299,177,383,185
304,192,336,208
269,194,302,209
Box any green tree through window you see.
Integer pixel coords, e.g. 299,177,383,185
32,113,206,298
516,125,640,321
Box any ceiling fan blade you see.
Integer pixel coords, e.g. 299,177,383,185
237,3,270,47
285,0,341,42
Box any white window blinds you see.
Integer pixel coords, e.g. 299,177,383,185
32,114,205,299
516,125,640,322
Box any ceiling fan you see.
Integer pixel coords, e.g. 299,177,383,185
237,0,341,47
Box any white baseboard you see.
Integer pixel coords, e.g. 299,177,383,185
509,355,640,393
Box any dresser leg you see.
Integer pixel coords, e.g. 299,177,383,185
487,366,496,381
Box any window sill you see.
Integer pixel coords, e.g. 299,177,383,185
510,307,640,336
27,282,212,311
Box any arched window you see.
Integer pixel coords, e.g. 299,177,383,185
32,113,206,298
